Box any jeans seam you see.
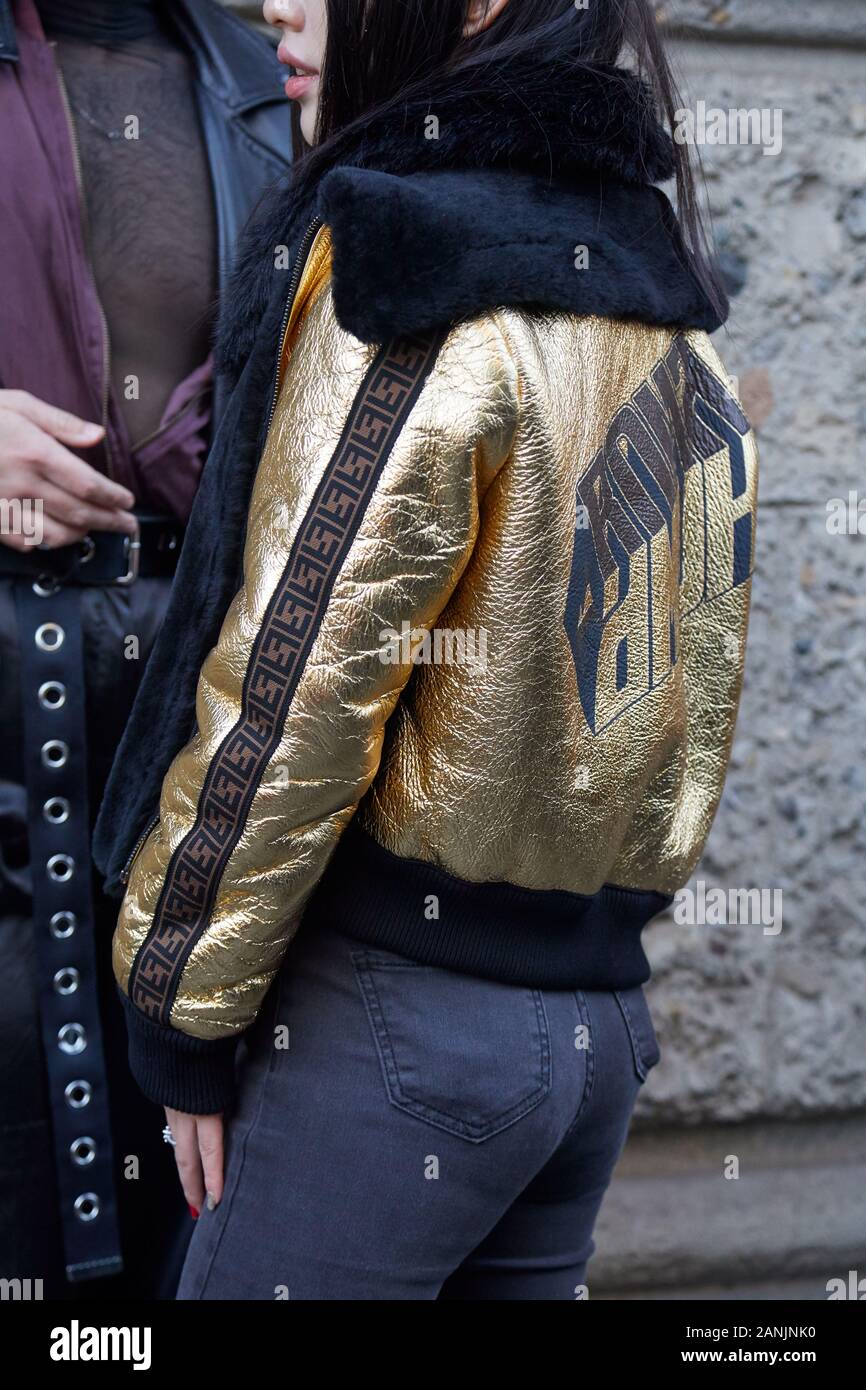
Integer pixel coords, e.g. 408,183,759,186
613,988,648,1080
560,989,595,1143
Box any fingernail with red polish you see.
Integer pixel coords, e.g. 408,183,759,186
188,1204,200,1220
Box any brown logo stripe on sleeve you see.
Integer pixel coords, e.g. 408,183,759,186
128,328,449,1026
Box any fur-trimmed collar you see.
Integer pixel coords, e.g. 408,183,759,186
216,58,724,382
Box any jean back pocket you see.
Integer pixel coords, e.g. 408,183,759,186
352,949,552,1143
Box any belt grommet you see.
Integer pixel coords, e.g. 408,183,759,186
35,621,65,651
38,680,66,709
43,795,70,824
33,574,61,598
73,1192,100,1223
70,1136,96,1167
47,852,75,882
58,1022,87,1055
41,739,69,769
64,1079,92,1108
50,910,77,939
53,966,80,995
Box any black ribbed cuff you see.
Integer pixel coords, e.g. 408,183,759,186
120,989,239,1114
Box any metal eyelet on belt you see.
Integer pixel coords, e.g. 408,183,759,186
70,1136,96,1167
58,1022,87,1055
47,853,75,882
50,910,77,939
53,966,80,995
35,621,65,651
41,739,69,769
43,796,70,824
38,680,66,710
65,1079,92,1108
73,1192,100,1222
33,574,61,598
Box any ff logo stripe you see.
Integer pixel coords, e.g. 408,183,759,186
128,328,448,1025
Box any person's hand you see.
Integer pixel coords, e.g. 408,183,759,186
0,390,137,550
164,1107,224,1218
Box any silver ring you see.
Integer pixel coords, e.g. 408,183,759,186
65,1079,91,1109
70,1136,96,1167
35,621,65,652
41,739,69,769
47,852,74,882
73,1192,100,1223
50,910,77,939
33,575,61,598
38,680,66,709
44,795,70,824
162,1124,176,1147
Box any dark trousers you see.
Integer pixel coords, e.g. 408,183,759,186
178,917,660,1301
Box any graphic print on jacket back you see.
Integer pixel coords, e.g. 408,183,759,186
564,334,755,734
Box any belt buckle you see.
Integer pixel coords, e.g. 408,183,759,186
113,534,140,586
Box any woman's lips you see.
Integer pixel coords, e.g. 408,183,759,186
277,42,318,99
284,73,317,101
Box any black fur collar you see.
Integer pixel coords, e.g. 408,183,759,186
216,60,723,381
320,165,719,345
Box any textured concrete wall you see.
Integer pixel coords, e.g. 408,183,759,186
638,13,866,1130
605,0,866,1297
221,0,866,1293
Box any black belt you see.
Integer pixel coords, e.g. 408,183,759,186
10,514,182,1281
0,514,184,586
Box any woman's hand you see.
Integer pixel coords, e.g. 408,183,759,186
165,1107,224,1218
0,389,137,549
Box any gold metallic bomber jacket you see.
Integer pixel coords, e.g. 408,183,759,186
106,67,759,1113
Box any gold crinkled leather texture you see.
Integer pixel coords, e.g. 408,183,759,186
114,229,758,1039
363,318,757,898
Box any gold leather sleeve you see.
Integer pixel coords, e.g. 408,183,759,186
113,279,519,1040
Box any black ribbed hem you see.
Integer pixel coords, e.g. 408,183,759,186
120,990,239,1114
311,824,670,990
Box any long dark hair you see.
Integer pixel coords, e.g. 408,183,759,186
301,0,724,319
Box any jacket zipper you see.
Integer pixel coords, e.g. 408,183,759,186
128,384,209,455
267,215,323,432
119,223,322,890
119,813,160,887
56,65,116,480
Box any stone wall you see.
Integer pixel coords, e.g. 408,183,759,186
599,1,866,1296
222,0,866,1297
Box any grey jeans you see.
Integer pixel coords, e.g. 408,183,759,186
178,918,660,1300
